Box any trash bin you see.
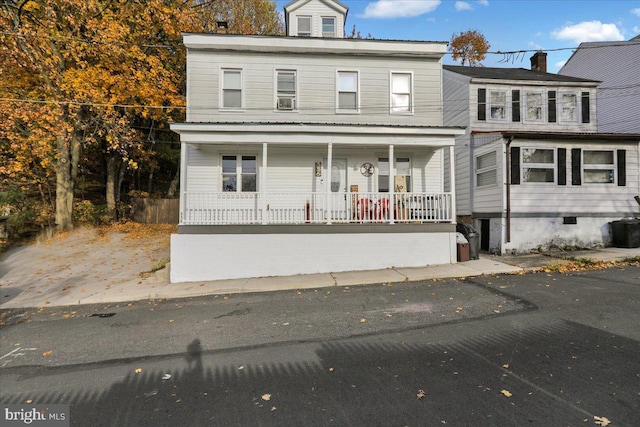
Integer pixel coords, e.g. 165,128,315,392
456,232,470,262
457,223,480,260
610,219,640,248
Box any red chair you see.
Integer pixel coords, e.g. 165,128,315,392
358,198,371,221
376,198,390,220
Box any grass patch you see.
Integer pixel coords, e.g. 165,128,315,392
140,257,170,277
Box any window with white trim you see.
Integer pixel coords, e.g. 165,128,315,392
560,92,578,122
522,148,555,183
276,70,296,111
222,69,242,109
476,151,497,187
525,91,543,121
297,16,311,37
390,72,412,114
583,150,615,183
378,157,411,192
322,17,336,37
337,71,358,112
222,155,256,192
489,90,506,120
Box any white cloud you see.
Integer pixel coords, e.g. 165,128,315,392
528,41,543,50
478,0,489,5
631,8,640,17
555,60,567,69
551,21,625,43
361,0,441,19
634,26,640,33
455,1,473,11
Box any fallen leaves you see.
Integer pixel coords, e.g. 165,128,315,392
42,351,52,357
594,416,611,426
416,389,426,399
261,393,271,401
135,368,142,374
500,389,512,397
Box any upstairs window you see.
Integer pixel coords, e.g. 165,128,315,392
525,92,543,121
489,90,506,120
337,71,359,112
222,155,257,192
297,16,311,37
561,93,578,122
390,72,412,114
276,70,296,111
322,17,336,37
522,148,555,183
222,69,242,109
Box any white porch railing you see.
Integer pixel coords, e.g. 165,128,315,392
182,192,453,225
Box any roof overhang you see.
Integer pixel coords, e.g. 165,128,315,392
182,33,447,59
481,130,640,142
171,122,465,146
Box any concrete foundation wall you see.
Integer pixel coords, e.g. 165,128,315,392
170,232,456,283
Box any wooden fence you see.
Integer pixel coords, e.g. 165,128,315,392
130,198,179,224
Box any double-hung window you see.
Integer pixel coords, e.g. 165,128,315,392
222,155,257,192
525,91,543,121
476,151,498,187
337,71,359,112
222,69,242,109
390,72,412,114
276,70,296,111
322,17,336,37
297,16,311,37
583,150,614,183
378,157,411,192
560,93,578,122
489,90,506,120
521,148,555,183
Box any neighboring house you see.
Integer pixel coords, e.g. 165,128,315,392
443,53,640,254
559,36,640,133
169,0,464,283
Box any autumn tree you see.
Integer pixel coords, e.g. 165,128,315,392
198,0,284,35
449,29,490,66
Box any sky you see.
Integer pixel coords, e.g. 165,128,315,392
276,0,640,73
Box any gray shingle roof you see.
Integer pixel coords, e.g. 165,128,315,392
443,65,599,83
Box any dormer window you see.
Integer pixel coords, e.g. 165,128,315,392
322,17,336,37
298,16,311,37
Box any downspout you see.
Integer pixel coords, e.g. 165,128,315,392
505,136,513,243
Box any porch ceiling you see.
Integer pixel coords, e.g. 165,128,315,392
170,122,465,146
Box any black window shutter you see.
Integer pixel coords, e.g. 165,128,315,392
510,146,520,185
571,148,581,185
512,90,520,122
477,88,486,121
581,92,590,123
617,150,626,186
548,91,556,123
557,148,566,185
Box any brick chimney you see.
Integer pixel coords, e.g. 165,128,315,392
530,51,547,73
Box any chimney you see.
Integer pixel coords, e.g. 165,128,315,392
530,51,547,73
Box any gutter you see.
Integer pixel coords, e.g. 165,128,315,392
505,136,514,243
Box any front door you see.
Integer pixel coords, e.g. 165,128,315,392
318,158,347,221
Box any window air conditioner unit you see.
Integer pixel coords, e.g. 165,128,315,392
277,98,295,110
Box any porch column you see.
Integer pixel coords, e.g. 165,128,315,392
179,142,188,224
326,143,333,225
261,142,268,225
449,145,456,223
388,144,395,224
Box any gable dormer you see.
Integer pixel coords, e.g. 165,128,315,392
284,0,348,38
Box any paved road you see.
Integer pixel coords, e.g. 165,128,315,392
1,266,639,426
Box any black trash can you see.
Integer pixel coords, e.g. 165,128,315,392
457,223,480,260
610,219,640,248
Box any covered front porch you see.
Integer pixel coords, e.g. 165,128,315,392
170,122,464,282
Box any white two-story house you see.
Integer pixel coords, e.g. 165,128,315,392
443,53,640,254
169,0,464,283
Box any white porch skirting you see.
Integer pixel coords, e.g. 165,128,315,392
170,229,457,283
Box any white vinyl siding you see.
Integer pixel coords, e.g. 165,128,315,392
390,72,413,114
583,150,615,184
